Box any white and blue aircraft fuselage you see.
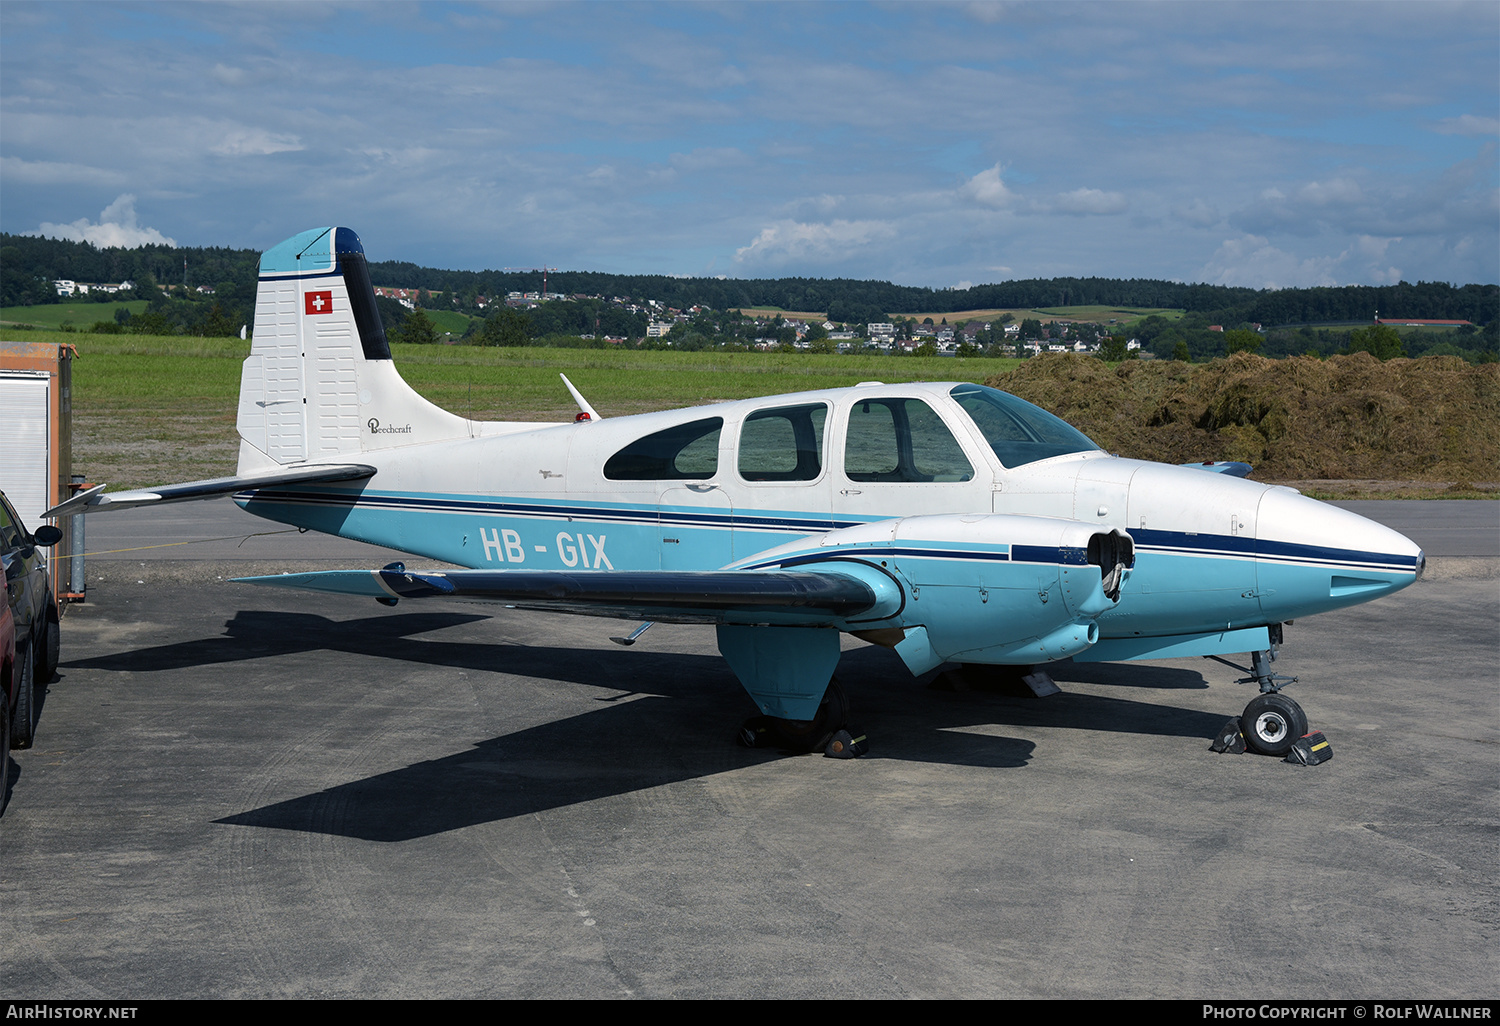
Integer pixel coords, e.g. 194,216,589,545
51,228,1425,757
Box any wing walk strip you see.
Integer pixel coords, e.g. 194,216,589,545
236,489,1419,575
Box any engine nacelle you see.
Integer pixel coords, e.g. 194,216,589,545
738,513,1134,673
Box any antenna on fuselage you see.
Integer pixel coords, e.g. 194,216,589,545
560,373,602,422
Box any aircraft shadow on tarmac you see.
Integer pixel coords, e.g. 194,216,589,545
63,605,1226,842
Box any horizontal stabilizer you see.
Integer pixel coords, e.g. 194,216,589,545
43,464,377,518
235,565,881,626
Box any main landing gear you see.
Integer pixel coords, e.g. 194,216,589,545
1209,625,1307,757
736,679,866,758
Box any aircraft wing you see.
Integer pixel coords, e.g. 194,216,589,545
1180,460,1253,478
42,464,378,519
235,563,884,626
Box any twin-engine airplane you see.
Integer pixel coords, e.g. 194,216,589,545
49,227,1425,757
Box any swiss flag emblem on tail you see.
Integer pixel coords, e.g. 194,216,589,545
304,291,333,315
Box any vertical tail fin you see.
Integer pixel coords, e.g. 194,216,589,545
236,227,471,474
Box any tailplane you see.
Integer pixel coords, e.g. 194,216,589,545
236,227,472,475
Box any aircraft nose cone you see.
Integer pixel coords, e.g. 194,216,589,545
1255,488,1423,615
1259,487,1421,567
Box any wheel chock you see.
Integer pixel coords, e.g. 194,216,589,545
1021,671,1060,697
824,729,868,759
1211,717,1247,754
1285,731,1332,766
737,716,773,748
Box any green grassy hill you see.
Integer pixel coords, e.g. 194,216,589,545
1,300,148,330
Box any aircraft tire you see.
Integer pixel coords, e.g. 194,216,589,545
743,679,850,753
1241,693,1307,757
10,645,33,751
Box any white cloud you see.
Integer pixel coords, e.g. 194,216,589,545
30,194,176,249
212,63,247,86
1295,178,1363,206
1200,234,1338,288
803,194,845,215
1048,187,1127,216
734,219,896,266
1433,114,1500,136
0,156,124,187
668,147,747,172
1230,166,1490,240
210,127,303,157
961,165,1016,208
1175,198,1220,227
1199,232,1405,289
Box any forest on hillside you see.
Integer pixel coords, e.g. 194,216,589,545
5,232,1497,361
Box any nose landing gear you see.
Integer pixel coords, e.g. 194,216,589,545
1208,625,1310,757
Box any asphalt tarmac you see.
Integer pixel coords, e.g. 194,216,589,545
1,501,1495,998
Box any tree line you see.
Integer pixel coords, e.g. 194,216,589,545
5,232,1497,335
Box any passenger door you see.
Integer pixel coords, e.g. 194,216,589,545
831,396,993,522
725,402,834,556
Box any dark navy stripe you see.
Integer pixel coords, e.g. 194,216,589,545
1133,528,1256,556
1013,544,1090,566
258,269,344,282
1133,528,1417,571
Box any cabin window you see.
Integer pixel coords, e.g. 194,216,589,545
604,417,722,480
844,398,973,482
737,403,827,482
949,384,1100,469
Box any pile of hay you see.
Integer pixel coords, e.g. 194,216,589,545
984,352,1499,483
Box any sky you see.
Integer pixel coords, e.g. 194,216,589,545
2,1,1496,290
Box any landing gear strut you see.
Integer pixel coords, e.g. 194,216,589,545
1208,625,1308,757
737,679,864,757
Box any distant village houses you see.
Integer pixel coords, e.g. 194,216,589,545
53,279,134,297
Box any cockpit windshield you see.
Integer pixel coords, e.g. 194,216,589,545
949,384,1101,469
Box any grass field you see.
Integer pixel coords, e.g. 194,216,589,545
730,307,830,322
1,301,148,330
6,327,1487,498
1027,306,1184,324
423,309,473,335
2,329,1017,489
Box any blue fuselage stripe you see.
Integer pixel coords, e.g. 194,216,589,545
237,487,1417,576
